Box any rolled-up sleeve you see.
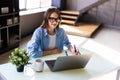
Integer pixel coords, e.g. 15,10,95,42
27,28,43,58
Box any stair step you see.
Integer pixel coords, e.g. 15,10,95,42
61,10,79,15
61,19,75,25
61,15,77,20
60,23,101,37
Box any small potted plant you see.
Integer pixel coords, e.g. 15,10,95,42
9,48,30,72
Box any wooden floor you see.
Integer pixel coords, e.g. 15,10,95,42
60,22,101,37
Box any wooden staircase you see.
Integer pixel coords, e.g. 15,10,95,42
60,10,79,26
60,10,101,37
60,0,109,37
60,0,109,26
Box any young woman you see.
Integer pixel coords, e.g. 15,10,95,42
27,8,79,58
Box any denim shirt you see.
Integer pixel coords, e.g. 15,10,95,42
27,27,71,58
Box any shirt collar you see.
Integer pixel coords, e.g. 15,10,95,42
42,28,48,37
42,28,59,37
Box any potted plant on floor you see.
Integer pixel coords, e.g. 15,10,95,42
9,48,30,72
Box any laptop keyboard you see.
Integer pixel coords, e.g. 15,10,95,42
45,60,56,69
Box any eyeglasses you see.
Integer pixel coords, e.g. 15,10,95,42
49,17,61,23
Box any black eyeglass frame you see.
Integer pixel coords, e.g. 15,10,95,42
48,17,61,23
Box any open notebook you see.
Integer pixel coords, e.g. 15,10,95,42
89,68,120,80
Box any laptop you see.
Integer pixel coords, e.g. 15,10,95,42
45,54,91,72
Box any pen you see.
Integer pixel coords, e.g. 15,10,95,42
65,50,68,56
74,45,81,55
74,45,77,53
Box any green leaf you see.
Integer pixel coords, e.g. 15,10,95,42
9,48,30,67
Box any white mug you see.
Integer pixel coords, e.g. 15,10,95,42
34,59,44,72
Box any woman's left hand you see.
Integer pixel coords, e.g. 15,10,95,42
74,49,80,55
68,45,81,55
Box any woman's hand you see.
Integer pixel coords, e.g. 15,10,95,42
54,48,62,53
74,49,80,55
68,45,80,55
43,48,62,56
